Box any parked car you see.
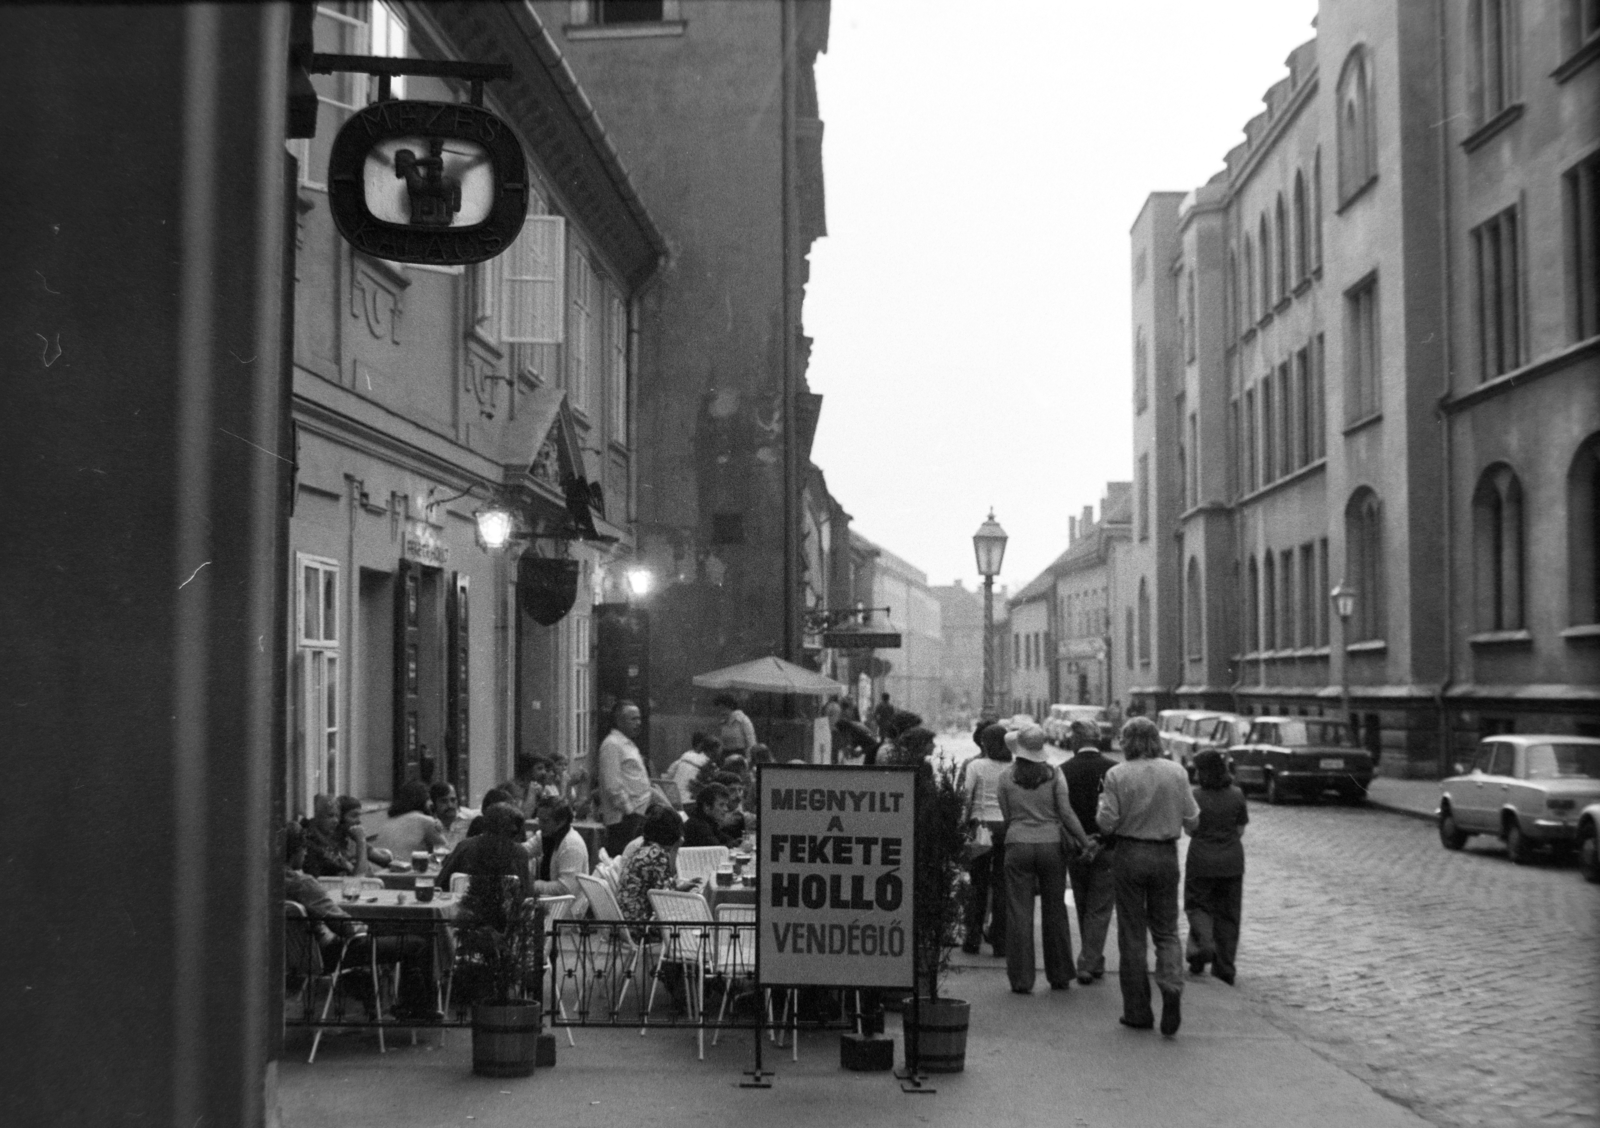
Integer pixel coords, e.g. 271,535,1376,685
1176,712,1250,780
1155,709,1211,761
1437,735,1600,864
1166,711,1223,775
1044,704,1112,750
1229,716,1373,804
1578,802,1600,883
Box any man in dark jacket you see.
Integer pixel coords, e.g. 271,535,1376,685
682,783,737,847
1060,720,1116,985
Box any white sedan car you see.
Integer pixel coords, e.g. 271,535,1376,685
1438,735,1600,864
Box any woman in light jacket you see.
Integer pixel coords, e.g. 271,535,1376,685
961,723,1011,956
997,725,1092,993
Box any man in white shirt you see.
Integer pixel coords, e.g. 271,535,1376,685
597,700,654,856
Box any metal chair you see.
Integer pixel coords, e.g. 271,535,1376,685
645,888,718,1059
537,894,578,1046
574,873,648,1018
708,903,797,1058
284,902,387,1063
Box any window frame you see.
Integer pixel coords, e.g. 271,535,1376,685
1471,204,1525,381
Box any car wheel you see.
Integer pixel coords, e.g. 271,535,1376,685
1438,806,1468,851
1505,818,1535,865
1266,775,1285,805
1579,827,1600,884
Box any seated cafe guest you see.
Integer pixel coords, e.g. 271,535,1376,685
430,781,474,849
617,805,698,925
283,822,441,1021
529,798,588,899
466,788,512,838
682,782,737,848
438,803,532,891
302,794,360,877
712,771,751,839
498,753,541,817
337,795,393,870
371,780,447,861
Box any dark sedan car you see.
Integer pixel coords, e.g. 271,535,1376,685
1229,716,1373,805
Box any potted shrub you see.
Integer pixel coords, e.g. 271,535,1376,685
905,754,972,1073
457,874,544,1077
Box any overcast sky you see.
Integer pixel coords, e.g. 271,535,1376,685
806,0,1319,597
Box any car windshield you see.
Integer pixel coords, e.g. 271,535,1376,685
1524,745,1600,781
1276,720,1352,747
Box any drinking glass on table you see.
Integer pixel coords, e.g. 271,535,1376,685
341,878,361,903
414,875,434,904
411,851,430,873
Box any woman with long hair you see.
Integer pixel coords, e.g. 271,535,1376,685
961,723,1011,956
370,778,447,860
997,725,1092,993
1183,749,1248,984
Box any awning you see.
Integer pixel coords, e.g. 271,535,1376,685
691,656,844,697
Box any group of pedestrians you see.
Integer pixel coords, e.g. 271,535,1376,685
961,714,1249,1037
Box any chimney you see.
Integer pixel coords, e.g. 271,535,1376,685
1082,505,1094,533
1069,516,1078,544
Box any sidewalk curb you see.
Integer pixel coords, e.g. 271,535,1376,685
1367,799,1436,823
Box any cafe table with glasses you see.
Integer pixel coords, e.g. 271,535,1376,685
332,880,461,993
698,849,758,913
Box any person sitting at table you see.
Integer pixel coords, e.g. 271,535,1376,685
465,787,511,838
429,781,474,849
335,795,392,871
497,753,541,817
370,780,447,862
617,805,698,926
438,802,532,892
529,798,587,899
302,794,359,877
682,782,737,848
283,822,442,1021
663,732,717,810
710,770,752,840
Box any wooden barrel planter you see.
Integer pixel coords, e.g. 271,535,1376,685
471,1003,541,1077
907,997,969,1073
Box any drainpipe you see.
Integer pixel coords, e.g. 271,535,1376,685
1434,0,1457,777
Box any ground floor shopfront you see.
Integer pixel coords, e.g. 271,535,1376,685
286,399,631,816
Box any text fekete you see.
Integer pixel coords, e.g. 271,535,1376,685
767,834,902,866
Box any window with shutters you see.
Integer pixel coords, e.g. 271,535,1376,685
1345,275,1380,421
607,289,628,443
1563,154,1600,344
297,554,341,812
1472,206,1523,380
502,215,567,345
568,249,595,417
567,610,593,764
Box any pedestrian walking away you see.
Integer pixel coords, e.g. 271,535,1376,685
962,721,1012,956
1183,749,1248,985
1098,716,1199,1036
1060,719,1116,984
997,725,1093,993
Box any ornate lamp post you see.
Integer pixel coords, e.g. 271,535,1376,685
972,510,1009,716
1330,582,1356,739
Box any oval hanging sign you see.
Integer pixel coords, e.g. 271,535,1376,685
327,99,528,265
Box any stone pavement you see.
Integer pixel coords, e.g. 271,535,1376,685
1230,799,1600,1128
1366,777,1442,821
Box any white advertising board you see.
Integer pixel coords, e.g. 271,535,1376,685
757,764,916,989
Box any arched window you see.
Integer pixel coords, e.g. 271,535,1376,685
1125,606,1135,669
1242,235,1256,324
1312,149,1324,270
1473,464,1526,631
1247,556,1261,651
1275,194,1289,299
1134,327,1149,413
1337,47,1377,203
1259,214,1274,311
1570,435,1600,625
1344,488,1386,641
1292,172,1310,281
1228,250,1241,338
1185,558,1204,660
1137,578,1151,664
1263,552,1278,649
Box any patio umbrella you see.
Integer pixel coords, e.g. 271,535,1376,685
690,656,844,697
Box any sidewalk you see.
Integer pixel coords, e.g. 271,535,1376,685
277,929,1432,1128
1365,777,1440,821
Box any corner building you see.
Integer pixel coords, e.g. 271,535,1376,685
1127,2,1600,776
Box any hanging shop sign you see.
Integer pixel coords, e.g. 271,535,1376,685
326,99,528,266
821,630,902,650
757,764,916,989
519,556,579,626
403,520,449,568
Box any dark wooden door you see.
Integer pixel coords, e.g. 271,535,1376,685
394,558,422,793
445,571,470,801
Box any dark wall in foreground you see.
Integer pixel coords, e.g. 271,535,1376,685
0,6,290,1124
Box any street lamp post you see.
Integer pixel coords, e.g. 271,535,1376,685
973,510,1009,716
1330,582,1357,738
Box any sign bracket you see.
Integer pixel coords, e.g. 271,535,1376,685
307,53,512,106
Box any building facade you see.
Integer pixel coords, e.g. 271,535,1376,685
1128,1,1600,775
536,0,831,766
850,531,945,724
931,580,986,722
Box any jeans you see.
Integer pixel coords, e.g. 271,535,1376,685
963,823,1006,952
1112,839,1183,1023
1067,846,1115,978
1003,839,1074,991
1184,873,1243,978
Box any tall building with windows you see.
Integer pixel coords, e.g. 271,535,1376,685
288,1,665,813
533,0,831,763
1128,2,1600,776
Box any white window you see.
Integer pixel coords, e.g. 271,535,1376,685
569,250,594,415
501,216,567,344
563,612,593,764
295,3,409,188
297,554,341,813
608,289,628,442
369,1,409,99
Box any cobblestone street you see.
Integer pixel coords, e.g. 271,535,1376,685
1230,800,1600,1128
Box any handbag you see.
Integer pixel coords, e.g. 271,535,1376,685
962,821,992,863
